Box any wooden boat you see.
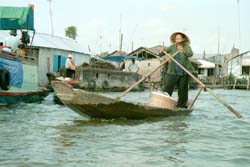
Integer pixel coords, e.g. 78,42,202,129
52,81,193,119
0,6,49,104
76,66,143,92
0,51,49,104
47,59,144,92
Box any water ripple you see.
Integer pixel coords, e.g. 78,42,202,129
0,90,250,167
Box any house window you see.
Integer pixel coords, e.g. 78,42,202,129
242,66,250,75
207,69,214,76
198,68,204,75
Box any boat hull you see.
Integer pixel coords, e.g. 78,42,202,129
0,90,49,104
65,102,192,119
0,51,49,104
52,81,193,119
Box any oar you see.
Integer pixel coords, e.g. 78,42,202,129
188,87,203,109
115,51,180,101
163,51,242,118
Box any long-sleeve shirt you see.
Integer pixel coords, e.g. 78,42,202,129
3,35,21,52
165,43,194,75
65,58,75,69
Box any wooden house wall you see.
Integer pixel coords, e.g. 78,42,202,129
229,59,242,76
125,58,161,82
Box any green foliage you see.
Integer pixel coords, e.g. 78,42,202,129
236,77,248,84
224,73,235,84
65,26,77,40
224,73,249,85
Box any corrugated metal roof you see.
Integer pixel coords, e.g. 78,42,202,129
128,47,159,58
197,59,215,68
0,30,88,54
148,45,166,55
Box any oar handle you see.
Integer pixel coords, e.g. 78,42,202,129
115,51,180,101
163,51,242,118
163,51,206,88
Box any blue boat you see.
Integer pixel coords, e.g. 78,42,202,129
0,6,49,104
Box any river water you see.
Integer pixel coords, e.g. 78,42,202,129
0,89,250,167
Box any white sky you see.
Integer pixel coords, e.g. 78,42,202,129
1,0,249,54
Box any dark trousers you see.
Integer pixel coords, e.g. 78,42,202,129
163,74,189,108
66,69,75,78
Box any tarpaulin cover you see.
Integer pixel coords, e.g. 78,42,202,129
0,7,34,30
0,56,23,88
104,56,141,62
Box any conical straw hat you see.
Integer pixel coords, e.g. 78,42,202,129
170,32,190,45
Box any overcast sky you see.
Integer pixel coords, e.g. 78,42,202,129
1,0,249,54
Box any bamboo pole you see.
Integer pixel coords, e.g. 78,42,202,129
188,87,203,109
233,79,237,89
115,51,180,101
163,51,242,118
149,76,152,93
247,74,250,90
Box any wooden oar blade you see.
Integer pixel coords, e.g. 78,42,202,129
206,88,242,118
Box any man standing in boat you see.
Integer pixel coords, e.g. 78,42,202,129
65,54,76,78
3,30,21,53
160,32,194,108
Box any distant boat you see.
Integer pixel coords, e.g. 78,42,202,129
0,6,49,104
0,52,49,104
75,66,143,92
47,57,144,92
52,81,193,119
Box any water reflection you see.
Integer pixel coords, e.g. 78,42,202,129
158,117,189,165
51,115,191,166
52,118,164,150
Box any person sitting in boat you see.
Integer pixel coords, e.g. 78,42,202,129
17,43,26,57
65,54,76,78
160,32,194,108
0,42,4,50
128,59,139,73
3,30,21,53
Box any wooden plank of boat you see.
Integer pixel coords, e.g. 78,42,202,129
52,81,193,119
